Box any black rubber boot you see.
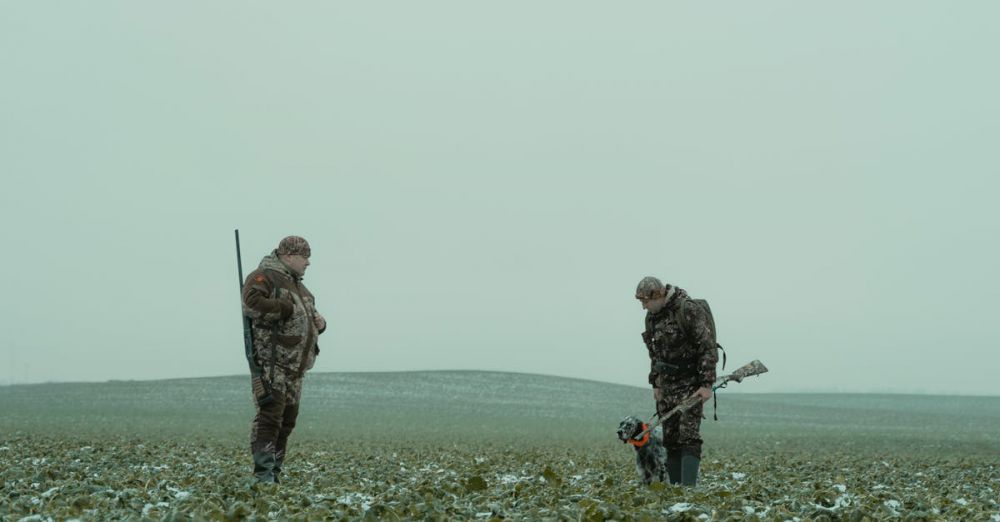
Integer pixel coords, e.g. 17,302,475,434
253,452,277,484
681,454,700,486
666,451,682,485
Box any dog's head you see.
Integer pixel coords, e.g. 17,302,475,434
617,415,645,444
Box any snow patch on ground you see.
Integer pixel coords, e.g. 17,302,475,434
497,473,533,485
667,502,693,513
141,502,170,516
815,490,853,511
132,464,170,472
16,516,52,522
336,492,374,511
167,485,191,500
731,472,746,480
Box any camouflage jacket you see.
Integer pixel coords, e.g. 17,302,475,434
642,288,718,391
242,251,325,378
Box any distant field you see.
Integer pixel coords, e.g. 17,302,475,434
2,370,997,452
2,371,998,520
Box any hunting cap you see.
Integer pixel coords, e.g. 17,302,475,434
635,276,669,300
277,236,311,257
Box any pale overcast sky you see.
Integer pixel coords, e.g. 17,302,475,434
1,2,997,395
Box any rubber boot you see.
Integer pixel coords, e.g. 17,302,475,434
273,453,284,484
680,454,700,487
666,451,682,485
253,452,277,484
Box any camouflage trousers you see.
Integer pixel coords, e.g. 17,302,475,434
250,369,304,459
656,385,704,458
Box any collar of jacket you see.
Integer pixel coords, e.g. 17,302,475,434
647,286,689,320
664,287,687,313
258,251,301,281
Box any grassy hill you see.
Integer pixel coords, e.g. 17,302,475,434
2,370,997,454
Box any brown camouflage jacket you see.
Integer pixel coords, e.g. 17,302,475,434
642,288,718,391
242,251,325,378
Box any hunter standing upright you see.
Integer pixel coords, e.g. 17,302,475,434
239,234,327,484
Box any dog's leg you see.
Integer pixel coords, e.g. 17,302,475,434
635,454,648,485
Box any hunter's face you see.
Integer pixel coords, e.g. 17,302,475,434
282,254,310,276
639,295,667,314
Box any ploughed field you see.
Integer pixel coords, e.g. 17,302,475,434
1,371,998,521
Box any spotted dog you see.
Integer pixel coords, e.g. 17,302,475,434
617,415,667,485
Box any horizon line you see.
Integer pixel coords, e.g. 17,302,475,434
0,369,996,398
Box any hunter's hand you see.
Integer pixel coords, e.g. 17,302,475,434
313,313,326,332
277,298,295,320
690,387,712,403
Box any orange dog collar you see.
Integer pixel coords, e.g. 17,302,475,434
627,424,650,448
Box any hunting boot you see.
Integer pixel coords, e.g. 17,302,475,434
680,454,700,486
666,451,682,485
273,451,284,484
253,451,277,484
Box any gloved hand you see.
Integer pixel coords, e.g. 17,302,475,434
689,386,712,404
277,295,295,320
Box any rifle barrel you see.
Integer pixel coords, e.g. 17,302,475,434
235,229,245,289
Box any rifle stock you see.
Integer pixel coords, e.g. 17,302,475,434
717,359,768,387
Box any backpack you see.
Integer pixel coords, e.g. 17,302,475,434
683,298,727,420
683,298,726,371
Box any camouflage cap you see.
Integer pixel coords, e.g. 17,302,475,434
635,276,668,299
277,236,311,257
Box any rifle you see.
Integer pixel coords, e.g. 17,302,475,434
235,229,275,406
635,359,768,440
